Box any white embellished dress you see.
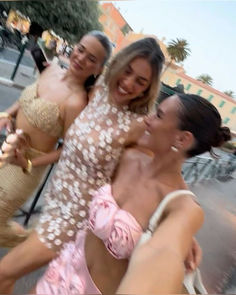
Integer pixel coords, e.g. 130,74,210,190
36,85,144,251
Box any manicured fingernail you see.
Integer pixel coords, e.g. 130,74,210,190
16,129,23,135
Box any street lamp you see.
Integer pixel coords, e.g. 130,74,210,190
10,35,28,81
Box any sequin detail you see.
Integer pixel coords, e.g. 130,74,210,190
36,86,144,251
19,82,63,138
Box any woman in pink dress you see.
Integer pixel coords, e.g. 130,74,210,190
32,93,231,294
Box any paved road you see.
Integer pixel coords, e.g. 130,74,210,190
0,47,34,68
0,83,21,110
0,47,36,88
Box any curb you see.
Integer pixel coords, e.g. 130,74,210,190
0,77,25,90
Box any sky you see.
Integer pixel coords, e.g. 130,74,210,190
104,0,236,96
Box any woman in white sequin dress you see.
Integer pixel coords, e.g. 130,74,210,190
0,37,165,293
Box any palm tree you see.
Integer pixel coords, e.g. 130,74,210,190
197,74,213,86
224,90,235,98
164,38,191,73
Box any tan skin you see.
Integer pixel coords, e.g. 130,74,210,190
0,34,107,292
30,96,203,294
0,56,154,294
83,97,203,294
0,34,107,167
0,61,201,294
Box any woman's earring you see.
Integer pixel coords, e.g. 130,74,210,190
93,74,98,79
171,146,178,152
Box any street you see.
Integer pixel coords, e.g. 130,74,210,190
0,47,34,67
0,47,36,88
0,83,21,110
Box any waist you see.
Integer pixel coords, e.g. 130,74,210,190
18,101,63,138
16,110,59,152
84,230,128,293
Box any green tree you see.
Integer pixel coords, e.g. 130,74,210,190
167,38,191,62
2,0,103,43
224,90,235,98
197,74,213,86
163,38,191,73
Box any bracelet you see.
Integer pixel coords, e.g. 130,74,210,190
22,159,32,174
0,112,11,120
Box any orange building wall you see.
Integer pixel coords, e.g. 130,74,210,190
99,3,132,50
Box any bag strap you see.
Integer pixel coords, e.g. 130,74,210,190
147,190,196,234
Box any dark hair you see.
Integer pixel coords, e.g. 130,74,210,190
104,37,165,114
176,93,231,157
88,30,112,65
29,22,44,38
83,30,112,91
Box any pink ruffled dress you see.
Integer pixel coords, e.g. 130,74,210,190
36,184,143,294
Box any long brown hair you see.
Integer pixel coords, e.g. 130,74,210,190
104,37,165,114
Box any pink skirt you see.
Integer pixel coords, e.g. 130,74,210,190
36,230,101,294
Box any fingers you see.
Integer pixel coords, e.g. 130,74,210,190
42,61,51,67
184,249,194,273
193,238,202,268
0,129,26,163
5,129,27,147
6,120,14,134
2,134,18,153
184,238,202,273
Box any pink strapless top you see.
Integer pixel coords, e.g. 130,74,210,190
88,184,143,259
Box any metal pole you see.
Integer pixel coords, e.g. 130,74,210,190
10,37,28,81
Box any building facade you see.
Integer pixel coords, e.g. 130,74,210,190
99,3,132,50
99,3,236,132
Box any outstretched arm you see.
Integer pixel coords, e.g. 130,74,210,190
117,198,204,294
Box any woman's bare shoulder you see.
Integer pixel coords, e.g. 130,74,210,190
166,192,204,229
39,63,64,80
88,84,104,102
121,146,152,164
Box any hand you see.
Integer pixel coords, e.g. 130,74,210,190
0,130,29,168
42,61,51,67
184,237,202,273
0,117,13,133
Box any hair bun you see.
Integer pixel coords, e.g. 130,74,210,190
212,126,231,147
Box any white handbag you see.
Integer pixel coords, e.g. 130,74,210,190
137,190,208,294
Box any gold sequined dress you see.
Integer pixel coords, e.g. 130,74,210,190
36,84,144,252
0,82,63,247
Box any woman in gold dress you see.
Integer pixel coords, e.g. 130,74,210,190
0,31,111,247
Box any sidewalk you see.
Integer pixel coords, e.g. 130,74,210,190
0,60,37,90
0,54,70,90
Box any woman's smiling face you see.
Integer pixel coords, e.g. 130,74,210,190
110,57,152,106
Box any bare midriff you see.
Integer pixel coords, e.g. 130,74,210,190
85,231,128,294
15,109,58,152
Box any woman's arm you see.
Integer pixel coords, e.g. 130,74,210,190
0,101,20,132
125,118,146,147
117,199,204,294
30,148,62,167
62,92,88,135
4,101,20,118
117,246,185,294
0,132,62,168
19,147,62,169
